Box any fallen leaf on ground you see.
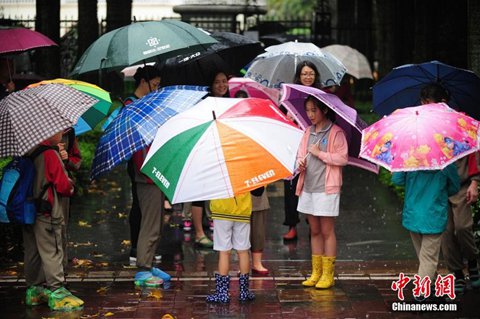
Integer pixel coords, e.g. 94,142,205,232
95,209,108,214
121,240,131,246
78,220,92,227
117,212,127,219
96,286,109,294
147,290,163,299
104,312,114,317
72,258,93,267
72,241,94,247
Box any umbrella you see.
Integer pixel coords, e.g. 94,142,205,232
90,85,208,180
245,41,346,89
27,79,112,135
0,27,57,55
160,31,264,86
228,77,280,105
321,44,373,80
141,97,304,203
70,20,217,76
360,103,479,172
372,60,480,118
280,83,379,174
0,84,98,157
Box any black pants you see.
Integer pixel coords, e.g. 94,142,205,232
283,175,300,227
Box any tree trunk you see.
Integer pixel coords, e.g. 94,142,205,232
468,0,480,74
106,0,132,32
34,0,60,78
77,0,99,84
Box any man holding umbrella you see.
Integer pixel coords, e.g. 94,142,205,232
420,83,480,294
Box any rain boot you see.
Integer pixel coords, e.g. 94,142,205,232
206,273,230,303
238,273,255,301
302,255,322,287
315,256,336,289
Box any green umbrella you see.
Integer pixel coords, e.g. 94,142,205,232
70,20,217,76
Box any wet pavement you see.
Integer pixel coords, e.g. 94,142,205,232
0,166,479,318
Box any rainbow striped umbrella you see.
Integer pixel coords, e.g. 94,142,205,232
141,97,303,203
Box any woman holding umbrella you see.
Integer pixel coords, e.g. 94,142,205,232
283,61,322,241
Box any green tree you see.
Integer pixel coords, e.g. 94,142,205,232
267,0,317,17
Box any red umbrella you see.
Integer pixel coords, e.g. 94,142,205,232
0,27,57,55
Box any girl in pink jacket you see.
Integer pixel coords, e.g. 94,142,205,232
296,95,348,289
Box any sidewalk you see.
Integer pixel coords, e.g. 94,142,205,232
0,259,478,318
0,167,478,318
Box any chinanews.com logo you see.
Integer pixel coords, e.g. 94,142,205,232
390,273,458,312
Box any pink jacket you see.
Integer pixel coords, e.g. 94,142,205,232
295,124,348,195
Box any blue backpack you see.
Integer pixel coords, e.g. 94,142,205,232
0,145,53,224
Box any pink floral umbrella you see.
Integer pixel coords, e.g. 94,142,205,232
228,77,280,106
360,103,480,172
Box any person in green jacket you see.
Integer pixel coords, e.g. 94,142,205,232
392,164,460,300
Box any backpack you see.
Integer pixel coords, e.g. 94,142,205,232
0,145,53,224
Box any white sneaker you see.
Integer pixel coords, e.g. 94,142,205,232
129,256,136,266
129,255,161,266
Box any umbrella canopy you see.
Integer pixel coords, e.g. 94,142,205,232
141,97,303,203
160,31,264,86
360,103,479,172
90,85,208,180
245,41,346,89
0,84,98,157
27,79,112,135
0,27,57,55
280,83,379,174
70,20,217,76
321,44,373,80
373,60,480,118
228,77,280,105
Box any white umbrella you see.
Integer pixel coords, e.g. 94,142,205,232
321,44,373,80
245,41,346,89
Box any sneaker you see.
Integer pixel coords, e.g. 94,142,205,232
130,255,162,265
195,235,213,248
454,278,466,295
183,219,192,231
129,256,137,266
151,267,171,281
134,271,164,287
209,219,214,231
48,287,84,311
26,286,51,306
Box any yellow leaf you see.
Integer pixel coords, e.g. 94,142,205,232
147,289,163,299
104,312,114,317
78,220,92,227
117,212,127,219
96,286,109,294
121,240,131,246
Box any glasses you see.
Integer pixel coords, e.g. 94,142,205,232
300,72,315,78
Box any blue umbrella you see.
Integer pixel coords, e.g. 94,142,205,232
373,61,480,118
90,85,208,180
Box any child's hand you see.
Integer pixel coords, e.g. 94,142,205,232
58,143,68,161
308,144,320,157
297,158,306,172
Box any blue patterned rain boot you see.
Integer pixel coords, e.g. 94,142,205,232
206,274,230,303
239,273,255,302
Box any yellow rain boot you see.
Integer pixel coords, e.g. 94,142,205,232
316,256,336,289
302,255,322,287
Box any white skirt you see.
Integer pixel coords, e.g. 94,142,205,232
297,191,340,217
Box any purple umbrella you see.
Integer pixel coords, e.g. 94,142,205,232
280,83,379,174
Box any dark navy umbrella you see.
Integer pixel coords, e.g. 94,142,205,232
90,85,208,180
373,60,480,119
